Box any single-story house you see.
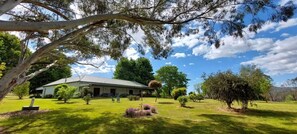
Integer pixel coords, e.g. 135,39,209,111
36,76,153,97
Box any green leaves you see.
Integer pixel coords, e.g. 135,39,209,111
155,65,189,97
113,57,154,85
56,84,76,103
12,81,30,99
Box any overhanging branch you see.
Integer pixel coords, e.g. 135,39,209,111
25,60,57,80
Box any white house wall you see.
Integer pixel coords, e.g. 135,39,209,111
41,82,147,97
42,82,83,97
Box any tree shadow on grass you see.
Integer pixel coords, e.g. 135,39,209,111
158,102,174,104
244,109,297,119
198,114,297,134
1,108,297,134
0,109,190,134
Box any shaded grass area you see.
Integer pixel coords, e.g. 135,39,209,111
1,96,297,134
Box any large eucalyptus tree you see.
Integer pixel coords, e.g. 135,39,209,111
0,0,295,100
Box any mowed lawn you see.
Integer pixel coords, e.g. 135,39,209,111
0,96,297,134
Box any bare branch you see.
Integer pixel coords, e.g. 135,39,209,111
25,60,57,80
74,61,106,68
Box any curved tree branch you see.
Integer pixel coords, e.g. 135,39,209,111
22,0,70,20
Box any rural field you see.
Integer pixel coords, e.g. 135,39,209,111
0,96,297,134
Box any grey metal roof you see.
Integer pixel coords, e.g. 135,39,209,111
43,76,151,89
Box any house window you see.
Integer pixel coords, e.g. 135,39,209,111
129,90,133,95
110,89,116,96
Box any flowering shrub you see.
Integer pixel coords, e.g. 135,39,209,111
125,108,138,117
125,104,157,118
150,106,157,113
143,104,151,110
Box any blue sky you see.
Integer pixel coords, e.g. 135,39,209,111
71,1,297,93
1,0,297,93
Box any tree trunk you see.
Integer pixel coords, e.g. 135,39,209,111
155,89,158,102
227,102,232,109
241,100,248,110
64,99,67,103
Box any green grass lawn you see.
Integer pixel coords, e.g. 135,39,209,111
0,95,297,134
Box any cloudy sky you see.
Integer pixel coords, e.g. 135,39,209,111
2,0,297,93
71,1,297,92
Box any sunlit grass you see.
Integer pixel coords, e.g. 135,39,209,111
0,95,297,133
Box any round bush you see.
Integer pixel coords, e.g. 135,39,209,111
171,87,187,100
177,96,188,107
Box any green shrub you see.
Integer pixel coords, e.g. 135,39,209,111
196,94,204,102
54,84,69,100
171,87,187,100
12,81,30,99
83,94,92,105
56,85,76,103
286,94,295,102
177,96,188,107
189,93,204,102
80,87,92,97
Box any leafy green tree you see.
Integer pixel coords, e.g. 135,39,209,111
12,81,30,99
0,32,30,73
203,71,255,109
56,85,76,103
0,0,295,101
114,57,154,85
155,65,189,97
54,84,70,99
171,87,187,100
240,65,272,100
148,80,162,102
0,62,5,78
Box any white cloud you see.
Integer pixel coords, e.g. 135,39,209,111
192,44,210,56
258,18,297,33
172,34,201,48
279,0,297,6
123,47,140,60
281,33,290,37
165,62,172,65
71,56,115,75
200,37,274,59
241,36,297,75
183,64,186,67
171,53,186,58
189,63,194,65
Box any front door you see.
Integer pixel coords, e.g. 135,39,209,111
129,90,133,95
93,88,100,97
110,89,116,96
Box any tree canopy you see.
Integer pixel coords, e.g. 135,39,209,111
202,71,255,109
113,57,154,85
239,65,272,100
155,65,189,97
0,0,295,100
